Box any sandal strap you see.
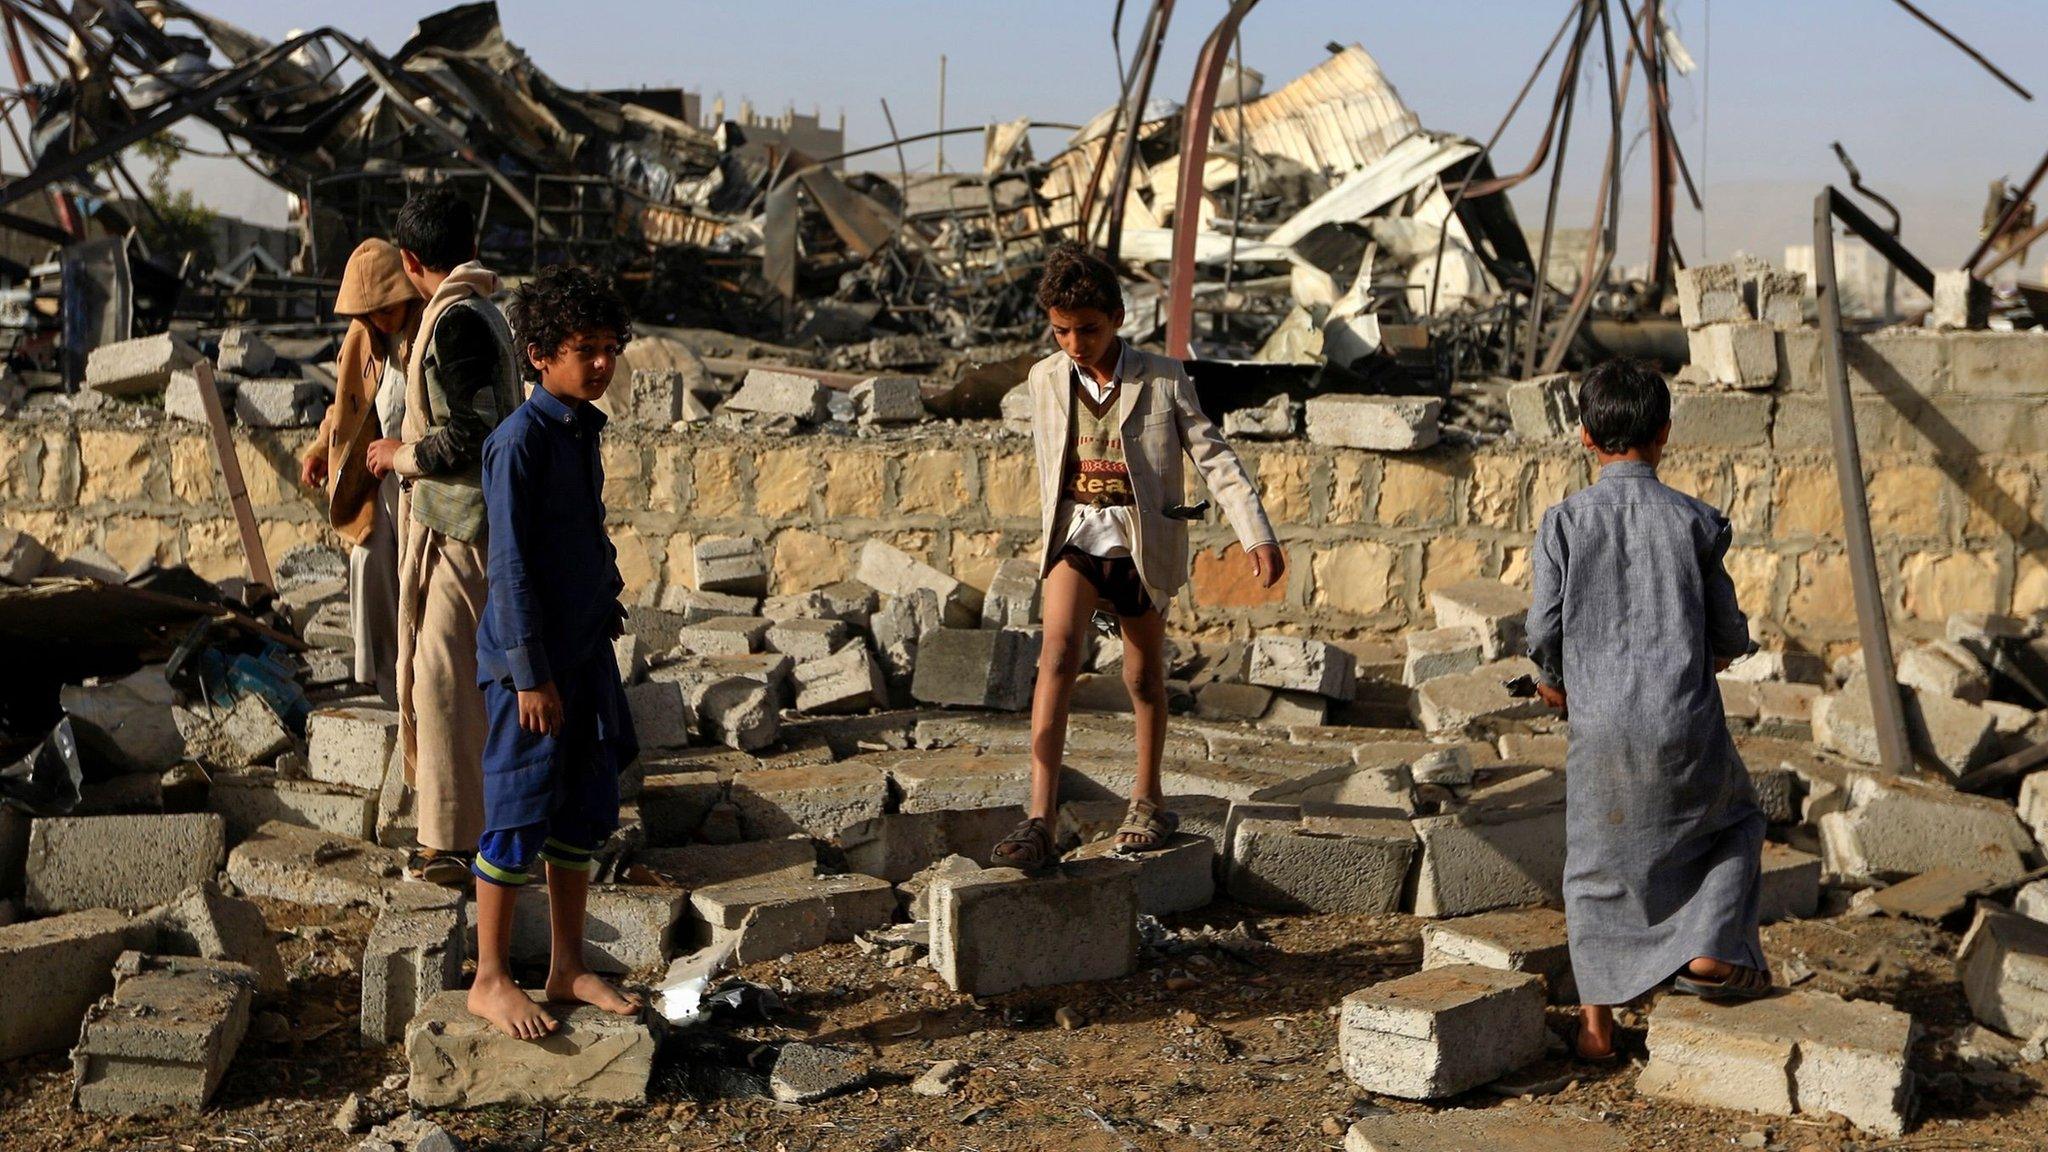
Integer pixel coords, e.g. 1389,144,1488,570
994,817,1052,864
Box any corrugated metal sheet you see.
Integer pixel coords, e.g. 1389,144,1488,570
1212,45,1420,176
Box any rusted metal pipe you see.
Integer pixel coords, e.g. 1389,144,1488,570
1164,0,1259,359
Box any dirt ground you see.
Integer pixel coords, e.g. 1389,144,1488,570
4,893,2046,1152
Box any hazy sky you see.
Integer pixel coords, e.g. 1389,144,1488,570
76,0,2048,270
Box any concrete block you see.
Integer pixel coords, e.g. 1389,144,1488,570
361,904,463,1045
676,615,770,657
174,695,294,770
232,378,327,427
162,368,222,425
1411,659,1548,734
1722,648,1830,684
981,557,1042,629
635,838,816,890
1411,776,1566,917
60,666,186,771
693,536,770,596
1667,388,1772,449
1429,579,1531,661
1304,394,1440,451
1933,269,1991,330
1337,965,1546,1099
1225,807,1416,914
1958,905,2048,1040
1750,269,1806,330
771,1041,872,1103
1897,640,1991,704
1401,626,1484,687
1756,681,1821,738
1066,833,1215,915
857,539,973,627
307,706,398,791
1505,372,1578,441
652,589,758,625
1904,690,2000,776
2022,770,2048,847
1421,906,1574,1002
513,883,687,973
150,882,287,1001
1222,393,1300,439
624,680,692,750
793,644,887,714
71,953,256,1116
636,770,724,844
689,872,894,963
224,821,405,907
725,368,829,422
930,857,1139,996
1818,773,2035,887
405,991,659,1107
1687,320,1779,389
871,588,942,683
1247,635,1356,699
1345,1109,1629,1152
763,617,847,662
0,525,52,584
207,774,376,842
1637,989,1915,1135
1410,745,1476,786
730,762,889,840
216,327,276,376
0,909,148,1060
852,375,925,424
1758,842,1821,922
888,751,1032,814
1194,681,1273,721
1746,763,1800,824
911,627,1039,710
2016,878,2048,922
85,332,201,396
1676,263,1747,328
698,676,780,752
25,813,226,913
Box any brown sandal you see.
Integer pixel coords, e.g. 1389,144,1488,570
992,817,1054,873
1672,963,1773,1001
1114,798,1179,854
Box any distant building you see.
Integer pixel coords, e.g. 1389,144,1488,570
1785,238,1930,320
598,87,702,126
585,87,846,169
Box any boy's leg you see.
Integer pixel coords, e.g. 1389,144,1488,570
467,827,556,1039
540,848,642,1015
1576,1004,1615,1059
410,533,489,867
1116,605,1169,848
1026,560,1101,822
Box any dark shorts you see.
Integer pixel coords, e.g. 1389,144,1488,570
1057,545,1156,618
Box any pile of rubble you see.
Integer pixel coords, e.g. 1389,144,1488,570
5,514,2047,1142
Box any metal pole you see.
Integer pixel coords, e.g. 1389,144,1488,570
1522,0,1594,380
1813,187,1911,774
936,55,947,174
1164,0,1260,359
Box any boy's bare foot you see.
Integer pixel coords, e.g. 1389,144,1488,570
545,967,644,1016
467,973,557,1040
1574,1006,1618,1061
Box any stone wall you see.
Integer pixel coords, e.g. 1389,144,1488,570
5,327,2046,655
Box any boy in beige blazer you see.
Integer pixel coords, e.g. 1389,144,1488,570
993,242,1285,870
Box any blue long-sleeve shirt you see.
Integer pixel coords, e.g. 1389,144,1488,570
477,385,624,691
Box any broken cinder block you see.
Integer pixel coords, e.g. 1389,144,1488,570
1420,906,1575,1003
405,991,660,1108
72,952,258,1116
1686,320,1778,389
693,536,770,597
1675,263,1747,328
724,369,829,423
1957,905,2048,1041
851,375,925,424
0,908,149,1061
1225,805,1414,915
1303,394,1440,451
361,902,464,1046
1246,635,1356,700
25,813,227,914
930,857,1139,996
1428,578,1531,661
857,539,974,627
1338,965,1547,1099
910,627,1039,711
688,872,894,964
1505,372,1579,440
86,332,202,396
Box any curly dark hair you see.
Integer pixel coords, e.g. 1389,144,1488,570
507,264,633,381
392,185,476,273
1035,240,1124,316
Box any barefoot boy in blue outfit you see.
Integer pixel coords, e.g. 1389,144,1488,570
1525,358,1770,1063
467,266,641,1039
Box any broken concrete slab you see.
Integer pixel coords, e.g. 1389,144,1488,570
233,379,327,427
149,882,288,1002
512,883,687,973
1428,579,1531,661
61,667,186,771
1865,866,2000,921
763,617,848,662
1401,626,1484,687
361,903,464,1046
1420,906,1575,1003
1338,965,1547,1099
405,991,660,1107
1247,635,1356,699
693,536,771,597
207,773,377,842
857,539,973,626
1225,806,1415,914
85,332,202,396
1958,905,2048,1040
635,838,816,890
851,375,925,425
980,557,1042,629
71,952,257,1116
25,813,227,913
1676,263,1747,328
1898,639,1992,703
792,643,888,714
910,627,1039,710
1304,394,1440,451
1411,659,1549,735
1818,773,2035,887
930,857,1139,996
224,821,405,907
1758,842,1822,923
1505,373,1579,442
729,762,889,840
1637,988,1916,1135
0,908,149,1060
1066,833,1215,915
174,695,294,771
689,872,894,964
1688,320,1779,389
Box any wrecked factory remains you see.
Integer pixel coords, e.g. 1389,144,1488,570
6,0,2048,1150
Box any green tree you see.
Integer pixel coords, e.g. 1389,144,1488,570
123,131,217,265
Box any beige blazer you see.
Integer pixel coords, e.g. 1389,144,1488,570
1029,343,1277,604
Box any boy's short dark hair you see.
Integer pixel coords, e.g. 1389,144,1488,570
1576,358,1671,453
392,186,477,273
508,264,632,380
1036,241,1124,316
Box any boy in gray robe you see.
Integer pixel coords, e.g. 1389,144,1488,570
1526,358,1769,1062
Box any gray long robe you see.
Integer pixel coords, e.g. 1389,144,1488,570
1527,459,1765,1006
